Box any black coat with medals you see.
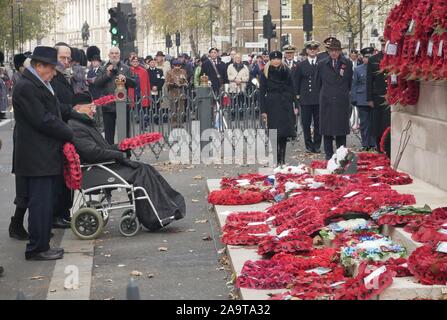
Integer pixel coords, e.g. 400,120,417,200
316,56,353,136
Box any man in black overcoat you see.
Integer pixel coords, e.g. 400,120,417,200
367,37,390,150
13,47,74,261
316,39,353,160
294,40,322,153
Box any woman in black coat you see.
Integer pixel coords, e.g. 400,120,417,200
260,51,296,165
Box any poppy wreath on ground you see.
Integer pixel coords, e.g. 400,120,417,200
368,258,413,278
63,143,82,190
225,211,273,224
408,244,447,285
268,267,348,300
404,207,447,243
236,249,341,290
208,188,265,205
371,205,432,226
221,232,269,246
118,132,163,151
93,95,116,107
222,221,271,234
257,233,313,257
220,174,268,189
334,262,396,300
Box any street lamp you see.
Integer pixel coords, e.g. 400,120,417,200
347,27,353,51
10,0,14,56
17,0,23,53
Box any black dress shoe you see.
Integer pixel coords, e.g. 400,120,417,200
52,217,71,229
50,248,65,255
9,217,30,241
25,249,64,261
313,148,321,154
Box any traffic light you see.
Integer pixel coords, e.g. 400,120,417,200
271,23,277,38
281,35,289,48
303,4,313,32
175,31,181,47
109,7,121,46
166,34,173,48
263,11,276,39
127,13,137,41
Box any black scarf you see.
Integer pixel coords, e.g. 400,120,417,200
233,62,244,73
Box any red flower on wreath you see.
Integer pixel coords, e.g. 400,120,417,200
63,143,82,190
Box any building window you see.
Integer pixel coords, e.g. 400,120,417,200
258,0,268,20
281,0,292,19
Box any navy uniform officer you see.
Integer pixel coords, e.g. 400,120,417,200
283,44,298,71
294,40,322,153
13,47,74,261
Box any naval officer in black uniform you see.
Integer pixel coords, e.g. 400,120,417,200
294,40,322,153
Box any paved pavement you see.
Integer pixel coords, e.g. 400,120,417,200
0,114,361,300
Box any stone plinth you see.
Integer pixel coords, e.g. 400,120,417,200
392,81,447,191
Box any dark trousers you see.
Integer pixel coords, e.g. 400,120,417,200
25,176,58,256
277,137,288,165
357,106,375,148
103,112,116,145
324,135,347,160
53,175,73,220
301,105,322,151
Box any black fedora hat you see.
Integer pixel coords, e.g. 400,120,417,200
327,39,344,50
29,46,58,65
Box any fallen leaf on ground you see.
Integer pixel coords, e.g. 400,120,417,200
49,289,57,293
191,199,199,203
30,276,44,281
104,254,111,258
185,229,196,232
130,271,142,277
158,247,168,252
193,175,204,180
147,274,155,279
202,235,213,241
106,279,113,283
195,219,208,224
117,264,126,268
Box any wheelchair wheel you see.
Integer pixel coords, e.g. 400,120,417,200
84,201,110,226
71,208,104,240
119,212,141,237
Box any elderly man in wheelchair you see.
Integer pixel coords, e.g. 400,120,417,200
68,93,186,239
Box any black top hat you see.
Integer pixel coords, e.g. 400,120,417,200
360,47,375,57
145,55,153,61
14,54,27,71
269,51,283,60
72,92,93,106
29,46,58,65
